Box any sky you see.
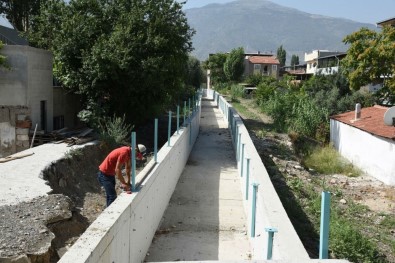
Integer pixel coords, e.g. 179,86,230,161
180,0,395,25
1,0,394,27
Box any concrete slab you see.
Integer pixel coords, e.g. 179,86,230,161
145,99,251,261
0,142,88,206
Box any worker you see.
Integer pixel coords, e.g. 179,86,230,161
97,144,146,207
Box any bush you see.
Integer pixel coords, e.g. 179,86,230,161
230,84,244,102
99,114,133,147
303,145,361,176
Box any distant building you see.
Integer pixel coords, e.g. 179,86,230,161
243,52,280,79
376,17,395,27
0,25,28,45
281,64,309,83
330,105,395,185
304,50,346,75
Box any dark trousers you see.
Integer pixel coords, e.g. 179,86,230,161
97,171,117,207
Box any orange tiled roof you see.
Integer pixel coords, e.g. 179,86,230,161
330,105,395,140
249,56,280,65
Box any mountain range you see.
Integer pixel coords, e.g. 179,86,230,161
184,0,376,62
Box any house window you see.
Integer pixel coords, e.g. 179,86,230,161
272,65,277,71
253,64,261,74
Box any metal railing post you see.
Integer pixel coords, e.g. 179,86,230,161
131,132,136,191
154,118,158,163
245,158,250,200
183,101,186,125
177,105,180,135
188,98,191,122
251,183,259,237
319,191,331,259
240,143,245,177
265,227,278,260
167,111,172,147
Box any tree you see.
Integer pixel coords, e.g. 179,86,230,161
202,52,228,84
342,26,395,92
223,47,245,82
290,54,299,66
276,45,286,67
0,40,6,68
185,56,203,89
29,0,194,126
0,0,41,32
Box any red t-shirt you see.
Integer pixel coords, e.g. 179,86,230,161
99,146,131,175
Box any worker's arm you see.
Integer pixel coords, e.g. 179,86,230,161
115,159,130,191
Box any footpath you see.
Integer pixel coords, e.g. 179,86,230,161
145,98,251,261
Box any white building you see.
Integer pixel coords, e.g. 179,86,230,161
304,50,345,75
330,105,395,185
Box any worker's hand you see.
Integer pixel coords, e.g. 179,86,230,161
121,183,130,191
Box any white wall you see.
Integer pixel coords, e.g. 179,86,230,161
331,119,395,185
207,89,310,261
59,99,201,263
0,45,53,131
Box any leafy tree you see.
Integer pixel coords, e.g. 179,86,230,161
276,45,286,67
290,54,299,66
28,0,66,50
223,47,245,82
202,52,228,84
185,56,203,89
0,0,41,32
30,0,194,126
342,26,395,92
0,40,6,68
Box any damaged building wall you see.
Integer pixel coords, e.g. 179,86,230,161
0,106,30,157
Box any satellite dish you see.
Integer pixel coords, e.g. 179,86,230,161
383,106,395,126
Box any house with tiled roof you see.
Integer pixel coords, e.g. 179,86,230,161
377,17,395,27
243,53,280,79
330,105,395,185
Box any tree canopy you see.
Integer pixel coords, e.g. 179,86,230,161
223,47,245,82
202,52,228,84
29,0,195,126
0,0,41,32
290,54,299,66
276,45,286,67
342,26,395,92
0,41,6,67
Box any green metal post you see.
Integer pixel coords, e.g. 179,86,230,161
319,191,331,259
167,111,172,147
251,183,259,237
240,143,245,177
265,227,278,260
131,132,136,191
154,119,158,163
184,101,186,125
245,158,250,200
177,105,180,135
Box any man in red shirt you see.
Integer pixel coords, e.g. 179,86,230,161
97,145,145,207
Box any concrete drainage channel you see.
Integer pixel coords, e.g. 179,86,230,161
0,143,108,263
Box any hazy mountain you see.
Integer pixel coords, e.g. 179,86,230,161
185,0,376,62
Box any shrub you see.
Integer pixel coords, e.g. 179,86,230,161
230,84,244,102
303,145,361,176
99,114,133,147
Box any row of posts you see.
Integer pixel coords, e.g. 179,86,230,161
213,90,331,260
129,90,201,192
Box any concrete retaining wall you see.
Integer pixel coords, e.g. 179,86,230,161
59,99,201,263
206,89,310,261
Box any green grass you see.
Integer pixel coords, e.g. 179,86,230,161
303,145,361,176
231,101,259,120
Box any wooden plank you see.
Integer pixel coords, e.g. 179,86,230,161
0,152,34,163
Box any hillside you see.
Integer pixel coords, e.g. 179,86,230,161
185,0,376,61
